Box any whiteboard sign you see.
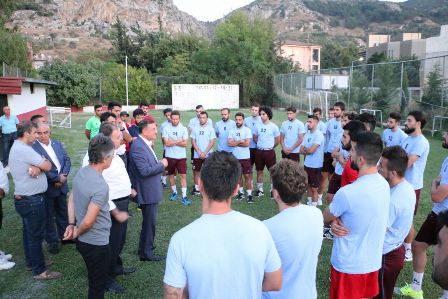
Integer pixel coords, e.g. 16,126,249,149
172,84,239,111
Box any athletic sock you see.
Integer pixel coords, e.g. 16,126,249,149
411,271,424,291
270,184,273,192
307,197,312,203
171,186,177,194
310,201,317,206
181,188,187,198
239,187,244,193
162,176,167,184
443,290,448,299
194,184,199,191
247,189,252,196
257,183,263,191
404,242,412,251
318,193,323,200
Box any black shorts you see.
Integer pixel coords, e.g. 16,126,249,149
281,151,300,162
250,148,257,166
415,212,444,245
322,152,335,173
304,166,321,188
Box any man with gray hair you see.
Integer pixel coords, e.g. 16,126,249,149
9,121,61,280
32,122,71,254
64,134,115,299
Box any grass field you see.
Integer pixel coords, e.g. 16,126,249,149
0,109,446,298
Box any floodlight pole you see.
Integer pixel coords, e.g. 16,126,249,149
125,56,129,107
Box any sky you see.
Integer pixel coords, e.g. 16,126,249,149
173,0,407,22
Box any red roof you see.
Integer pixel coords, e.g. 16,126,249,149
0,77,22,95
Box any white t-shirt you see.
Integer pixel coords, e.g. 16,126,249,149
401,134,430,190
164,211,281,299
318,121,327,135
244,116,262,149
188,117,213,131
280,119,306,154
162,123,188,159
302,130,324,168
253,122,280,149
382,128,407,147
191,125,216,159
160,120,171,150
263,205,323,299
325,118,343,153
329,173,390,274
335,145,349,176
433,156,448,214
383,180,416,254
215,119,236,152
228,126,252,160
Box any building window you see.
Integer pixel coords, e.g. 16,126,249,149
312,49,319,63
312,65,319,71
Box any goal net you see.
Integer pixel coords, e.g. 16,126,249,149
46,106,72,129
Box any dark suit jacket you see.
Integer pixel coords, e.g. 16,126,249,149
128,136,165,205
32,139,71,197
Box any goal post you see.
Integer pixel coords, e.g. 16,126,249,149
46,106,72,129
360,108,384,128
432,115,448,136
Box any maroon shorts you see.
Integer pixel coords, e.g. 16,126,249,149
281,151,300,162
250,148,257,165
192,158,205,172
328,174,342,195
415,212,443,245
374,245,405,299
330,266,379,299
166,158,187,175
255,149,276,171
304,166,321,188
239,159,252,175
322,152,335,173
414,189,421,216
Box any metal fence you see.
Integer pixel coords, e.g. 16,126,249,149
274,55,448,128
1,62,29,77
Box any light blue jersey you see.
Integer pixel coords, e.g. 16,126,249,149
325,118,343,153
280,119,305,154
191,125,216,159
383,128,407,147
433,156,448,214
318,121,327,135
244,116,262,148
188,117,213,131
334,146,349,175
160,120,171,150
302,130,324,168
228,126,252,160
253,122,280,150
401,134,430,190
162,124,188,159
215,119,236,152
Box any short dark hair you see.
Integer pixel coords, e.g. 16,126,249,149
381,146,409,177
334,101,346,111
308,114,319,121
408,110,427,129
313,107,322,114
200,152,241,201
99,122,119,137
30,114,44,123
235,112,245,119
286,107,297,113
139,102,149,108
199,111,208,118
88,133,115,164
353,132,383,166
329,107,335,111
17,120,37,138
389,112,401,122
133,108,144,118
107,101,121,111
195,105,203,110
163,108,172,115
270,159,308,205
138,119,155,134
94,104,102,110
171,110,180,117
251,103,261,108
358,112,377,131
259,106,273,120
221,108,230,113
100,112,116,123
343,120,366,139
346,112,358,121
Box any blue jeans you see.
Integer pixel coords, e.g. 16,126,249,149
2,132,17,166
14,194,47,276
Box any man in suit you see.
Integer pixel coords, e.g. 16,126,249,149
32,122,71,253
128,119,167,261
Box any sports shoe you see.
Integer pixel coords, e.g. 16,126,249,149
190,188,200,196
317,198,323,206
394,284,423,299
169,192,178,201
254,190,264,197
405,248,413,262
0,251,12,260
236,192,245,200
181,197,191,206
247,195,254,204
0,258,15,270
162,182,167,188
323,228,334,240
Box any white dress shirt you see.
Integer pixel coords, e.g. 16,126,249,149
139,135,158,161
38,140,61,173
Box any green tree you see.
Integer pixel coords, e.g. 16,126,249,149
0,27,31,73
373,63,399,111
320,42,359,69
39,60,97,107
422,63,443,106
102,62,155,104
351,70,371,111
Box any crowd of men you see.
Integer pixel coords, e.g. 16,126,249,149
0,100,448,299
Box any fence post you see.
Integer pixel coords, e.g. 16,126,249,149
281,75,284,108
442,56,446,107
348,64,353,110
400,62,404,107
290,73,293,107
371,64,375,103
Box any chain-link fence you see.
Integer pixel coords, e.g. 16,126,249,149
274,55,448,132
1,62,29,77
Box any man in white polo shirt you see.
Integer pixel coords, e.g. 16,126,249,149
215,108,235,154
280,107,305,162
324,132,390,299
383,112,407,147
244,103,262,167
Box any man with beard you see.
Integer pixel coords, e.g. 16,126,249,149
244,103,262,167
85,104,103,140
397,132,448,299
253,106,280,199
188,105,213,160
280,107,305,162
215,108,236,154
191,111,216,196
313,107,327,135
383,112,407,147
433,211,448,291
319,102,345,204
160,108,172,188
401,111,430,262
228,112,254,203
300,115,324,206
324,132,390,299
128,109,145,139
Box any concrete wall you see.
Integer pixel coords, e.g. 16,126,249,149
7,83,47,121
280,45,321,72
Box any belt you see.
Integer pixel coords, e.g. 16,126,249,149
14,193,44,201
257,147,273,151
2,132,16,135
112,195,130,202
